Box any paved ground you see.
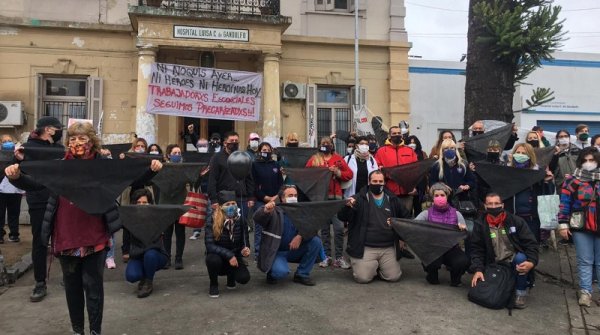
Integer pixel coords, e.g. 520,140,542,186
0,228,579,335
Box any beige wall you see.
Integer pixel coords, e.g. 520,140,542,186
3,0,135,25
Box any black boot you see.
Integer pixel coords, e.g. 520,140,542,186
426,270,440,285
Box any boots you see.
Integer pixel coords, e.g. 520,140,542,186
137,279,153,298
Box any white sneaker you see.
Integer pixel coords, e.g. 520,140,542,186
579,290,592,307
105,257,116,269
333,257,351,269
189,231,201,240
319,256,332,268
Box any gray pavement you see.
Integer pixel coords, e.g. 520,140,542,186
0,229,576,335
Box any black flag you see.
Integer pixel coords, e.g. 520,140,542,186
464,124,513,162
124,152,165,161
20,158,152,215
182,152,214,164
279,200,347,236
475,162,547,200
381,159,436,192
23,146,65,161
152,163,206,204
391,218,467,266
283,168,331,202
119,205,189,246
533,146,555,169
102,143,131,158
276,147,317,168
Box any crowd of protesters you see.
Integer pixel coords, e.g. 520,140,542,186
3,117,600,334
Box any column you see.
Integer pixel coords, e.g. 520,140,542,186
388,46,411,126
135,47,158,144
261,53,282,142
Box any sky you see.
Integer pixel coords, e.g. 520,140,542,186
404,0,600,61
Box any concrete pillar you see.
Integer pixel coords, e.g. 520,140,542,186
261,53,281,142
135,47,158,144
389,46,411,126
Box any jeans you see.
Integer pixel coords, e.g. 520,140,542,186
572,231,600,293
28,207,47,283
164,221,186,260
512,252,531,292
0,193,22,239
321,215,344,259
270,236,322,279
106,235,115,259
59,250,106,335
125,249,168,282
205,253,251,287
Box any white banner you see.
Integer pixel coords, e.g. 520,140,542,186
146,63,262,121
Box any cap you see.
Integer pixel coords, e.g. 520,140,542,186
218,190,236,205
249,132,260,141
36,116,63,129
210,133,221,140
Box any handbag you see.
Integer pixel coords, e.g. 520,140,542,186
178,191,208,228
538,193,560,230
569,183,597,230
457,200,477,215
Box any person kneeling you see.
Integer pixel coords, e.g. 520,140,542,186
205,190,251,298
253,185,321,286
125,189,169,298
470,193,539,309
337,170,411,284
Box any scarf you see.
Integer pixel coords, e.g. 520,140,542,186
224,218,235,242
427,204,458,225
354,148,370,161
485,211,507,228
573,168,600,182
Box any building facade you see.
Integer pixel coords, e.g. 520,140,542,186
0,0,411,150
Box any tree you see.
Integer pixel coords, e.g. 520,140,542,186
463,0,565,132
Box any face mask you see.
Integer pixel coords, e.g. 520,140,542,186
287,142,299,148
486,207,504,217
558,138,570,146
286,197,298,204
526,140,540,148
443,149,456,160
582,162,598,171
357,144,369,153
346,147,354,155
401,128,409,135
319,145,332,154
249,140,259,150
51,129,63,143
433,196,448,207
149,150,159,155
226,142,239,152
408,143,417,150
1,141,15,151
513,153,530,164
369,184,384,195
197,146,208,153
134,147,145,153
368,142,378,153
579,133,590,142
222,204,238,218
471,130,484,136
390,135,402,145
260,152,271,160
170,154,182,163
487,151,500,162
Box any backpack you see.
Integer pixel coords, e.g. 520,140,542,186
468,262,516,314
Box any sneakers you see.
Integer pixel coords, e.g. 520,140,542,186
209,285,219,298
579,290,592,307
7,236,19,243
333,257,351,269
174,257,184,270
189,231,201,240
137,279,153,298
30,282,47,302
293,274,316,286
226,276,236,290
514,295,527,309
105,257,116,269
318,256,332,268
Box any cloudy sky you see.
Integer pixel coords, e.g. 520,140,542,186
404,0,600,61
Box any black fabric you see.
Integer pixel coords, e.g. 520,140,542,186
464,124,513,162
355,159,368,194
124,152,165,161
279,200,346,237
118,205,187,247
390,218,467,267
381,159,436,192
283,168,331,202
29,207,47,283
335,130,352,143
276,147,317,168
205,253,251,286
207,150,255,203
23,146,65,161
0,151,14,179
182,152,214,164
468,262,516,310
533,146,555,169
20,158,153,215
102,143,131,158
371,117,389,147
474,162,547,200
151,163,205,203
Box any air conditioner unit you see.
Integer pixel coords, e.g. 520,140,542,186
282,81,306,100
0,101,23,126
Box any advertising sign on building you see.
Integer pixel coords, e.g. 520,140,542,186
146,63,262,121
173,25,249,42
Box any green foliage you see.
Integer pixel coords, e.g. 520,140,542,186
474,0,566,84
521,87,555,111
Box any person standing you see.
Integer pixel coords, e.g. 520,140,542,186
161,144,187,270
0,135,24,244
246,132,261,161
574,124,591,149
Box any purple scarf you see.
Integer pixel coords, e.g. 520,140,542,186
427,204,458,226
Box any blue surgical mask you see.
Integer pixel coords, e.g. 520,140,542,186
443,149,456,160
222,204,238,218
1,141,15,151
170,154,182,163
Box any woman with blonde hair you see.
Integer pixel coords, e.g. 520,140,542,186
525,131,545,148
285,132,299,147
428,139,476,204
204,190,251,298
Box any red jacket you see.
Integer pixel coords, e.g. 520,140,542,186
306,153,353,199
374,144,418,195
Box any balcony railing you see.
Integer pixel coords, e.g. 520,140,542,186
140,0,280,16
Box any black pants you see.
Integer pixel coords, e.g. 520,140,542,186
0,193,22,238
164,222,185,259
425,246,470,283
59,250,106,335
28,207,47,283
121,228,130,255
205,253,250,287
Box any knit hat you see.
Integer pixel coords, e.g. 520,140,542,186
429,182,452,198
36,116,63,129
217,190,236,205
210,133,221,141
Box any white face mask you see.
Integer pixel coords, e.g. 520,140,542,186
558,138,570,146
149,151,159,155
286,197,298,204
582,162,598,171
401,128,409,135
249,140,259,150
357,144,369,153
197,147,208,153
408,143,417,150
346,147,354,155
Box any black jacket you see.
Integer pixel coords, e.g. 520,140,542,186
207,150,255,203
129,235,167,259
337,187,411,259
204,216,249,261
470,211,539,273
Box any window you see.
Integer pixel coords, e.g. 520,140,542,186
315,87,352,155
334,0,348,10
315,0,354,12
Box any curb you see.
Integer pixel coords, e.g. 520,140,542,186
2,252,33,286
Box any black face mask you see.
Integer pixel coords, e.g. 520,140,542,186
527,140,540,148
51,129,63,143
486,207,504,217
368,142,378,153
390,135,402,145
319,145,332,154
287,142,299,148
260,152,271,160
472,130,484,136
369,184,384,195
226,142,239,152
486,151,500,163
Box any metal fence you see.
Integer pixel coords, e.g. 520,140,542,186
141,0,280,15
